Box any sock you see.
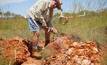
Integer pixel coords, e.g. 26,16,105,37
45,39,50,47
32,46,37,50
45,39,50,41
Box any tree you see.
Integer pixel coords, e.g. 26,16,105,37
0,12,2,17
11,13,15,17
4,11,11,18
0,8,2,17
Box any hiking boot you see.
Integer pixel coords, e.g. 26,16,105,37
32,46,43,58
37,46,43,51
44,40,50,47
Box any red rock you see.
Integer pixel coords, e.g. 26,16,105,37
0,36,102,65
21,57,41,65
0,37,31,65
46,37,72,54
42,37,102,65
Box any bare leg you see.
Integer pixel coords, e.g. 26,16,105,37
45,31,50,40
42,26,51,47
32,31,42,58
44,31,50,47
32,31,40,46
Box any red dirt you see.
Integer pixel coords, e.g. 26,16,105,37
0,36,103,65
42,39,102,65
0,37,32,65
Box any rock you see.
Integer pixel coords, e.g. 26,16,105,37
66,48,74,55
21,57,41,65
42,37,102,65
46,37,72,54
96,58,100,63
0,37,32,65
0,36,102,65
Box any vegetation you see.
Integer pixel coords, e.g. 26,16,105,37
0,0,107,65
52,8,107,44
41,48,54,61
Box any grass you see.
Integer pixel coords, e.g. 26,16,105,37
0,0,107,64
52,15,107,45
103,55,107,65
0,11,107,45
41,48,54,61
0,11,107,65
0,17,33,39
0,37,23,65
0,41,13,65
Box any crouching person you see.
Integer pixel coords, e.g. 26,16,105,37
25,0,62,58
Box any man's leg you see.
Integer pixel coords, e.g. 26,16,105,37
27,18,42,58
32,31,42,58
44,31,50,47
32,31,40,46
32,31,42,50
42,26,51,47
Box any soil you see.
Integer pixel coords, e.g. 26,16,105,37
0,35,105,65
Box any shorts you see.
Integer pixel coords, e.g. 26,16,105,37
27,18,42,31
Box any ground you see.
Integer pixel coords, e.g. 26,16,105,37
0,34,106,65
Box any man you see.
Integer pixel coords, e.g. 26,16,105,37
25,0,62,58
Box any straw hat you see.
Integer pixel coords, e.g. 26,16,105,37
55,0,63,10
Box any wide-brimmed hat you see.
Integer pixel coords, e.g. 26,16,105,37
55,0,63,10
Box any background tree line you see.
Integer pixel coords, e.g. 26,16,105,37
0,7,107,19
0,9,23,18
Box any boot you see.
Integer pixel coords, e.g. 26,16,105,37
32,46,43,58
44,40,50,47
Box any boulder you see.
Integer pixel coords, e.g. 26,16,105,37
0,37,32,65
42,37,102,65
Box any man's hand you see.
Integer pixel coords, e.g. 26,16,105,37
50,27,57,34
42,26,57,34
42,26,49,32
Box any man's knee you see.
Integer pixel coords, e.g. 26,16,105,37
33,31,40,37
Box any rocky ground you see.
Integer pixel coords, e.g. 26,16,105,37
0,35,106,65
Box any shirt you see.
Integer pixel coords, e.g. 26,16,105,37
25,0,53,28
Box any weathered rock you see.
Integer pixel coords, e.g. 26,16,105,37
21,57,41,65
46,37,73,54
0,37,32,65
0,36,102,65
42,37,102,65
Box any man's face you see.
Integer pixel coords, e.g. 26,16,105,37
51,1,57,9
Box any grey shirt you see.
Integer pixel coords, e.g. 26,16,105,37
25,0,53,28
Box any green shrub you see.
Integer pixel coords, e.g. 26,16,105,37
41,48,54,60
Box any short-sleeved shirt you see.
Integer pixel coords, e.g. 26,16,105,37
25,0,53,28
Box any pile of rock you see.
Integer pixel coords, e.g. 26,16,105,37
0,37,32,65
42,37,102,65
0,37,102,65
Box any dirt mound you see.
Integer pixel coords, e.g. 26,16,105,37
0,37,32,65
45,37,73,54
42,38,102,65
0,37,102,65
21,57,41,65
